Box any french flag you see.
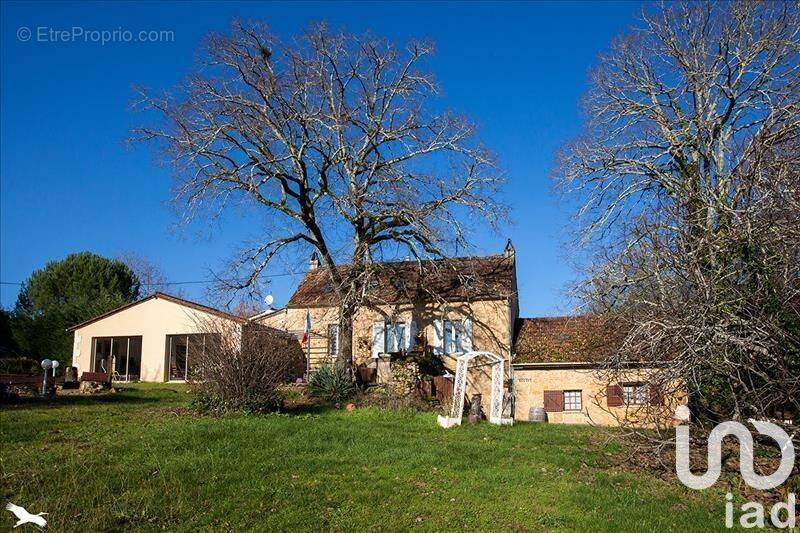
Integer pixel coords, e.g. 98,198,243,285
300,310,311,344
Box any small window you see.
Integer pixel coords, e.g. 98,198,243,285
622,383,648,405
384,322,406,353
563,390,582,411
327,324,340,361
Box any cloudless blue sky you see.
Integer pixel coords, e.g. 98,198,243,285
1,1,643,316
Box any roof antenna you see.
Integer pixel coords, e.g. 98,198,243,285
263,279,274,309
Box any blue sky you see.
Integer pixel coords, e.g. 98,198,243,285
0,1,642,315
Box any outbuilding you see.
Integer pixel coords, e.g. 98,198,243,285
68,292,246,382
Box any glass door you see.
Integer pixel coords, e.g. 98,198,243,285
168,335,189,381
92,336,142,380
92,338,112,373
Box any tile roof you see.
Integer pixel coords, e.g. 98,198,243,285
512,315,623,364
287,254,515,307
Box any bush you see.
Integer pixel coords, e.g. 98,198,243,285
188,321,305,413
0,357,41,375
308,364,356,404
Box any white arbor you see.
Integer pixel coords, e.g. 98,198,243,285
437,351,513,428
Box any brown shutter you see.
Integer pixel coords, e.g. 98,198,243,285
607,384,623,407
649,384,663,406
543,390,564,412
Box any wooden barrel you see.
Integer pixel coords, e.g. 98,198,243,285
528,407,547,422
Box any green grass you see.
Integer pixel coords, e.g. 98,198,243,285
1,384,728,531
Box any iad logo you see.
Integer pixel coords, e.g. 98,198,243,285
674,407,797,529
675,407,795,490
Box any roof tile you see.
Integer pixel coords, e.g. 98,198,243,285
287,254,515,307
513,315,622,363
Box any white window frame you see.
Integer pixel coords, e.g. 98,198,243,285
443,319,472,354
622,383,648,405
563,390,582,411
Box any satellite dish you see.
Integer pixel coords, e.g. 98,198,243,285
264,294,274,307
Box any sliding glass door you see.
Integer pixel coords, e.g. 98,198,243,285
167,334,211,381
91,336,142,380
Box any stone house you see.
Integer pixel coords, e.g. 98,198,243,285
512,316,683,426
256,242,683,426
256,243,519,403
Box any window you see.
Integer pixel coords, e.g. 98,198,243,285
622,383,648,405
563,390,582,411
443,319,472,354
327,324,340,361
167,334,216,381
91,336,142,381
384,322,407,353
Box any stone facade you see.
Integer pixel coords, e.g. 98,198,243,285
257,299,516,403
513,364,686,427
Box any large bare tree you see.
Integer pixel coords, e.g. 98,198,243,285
557,1,800,442
135,22,503,365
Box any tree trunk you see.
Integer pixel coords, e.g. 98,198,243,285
338,310,354,370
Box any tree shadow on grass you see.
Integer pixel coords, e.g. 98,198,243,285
1,386,184,410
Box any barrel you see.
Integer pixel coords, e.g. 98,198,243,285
528,407,547,422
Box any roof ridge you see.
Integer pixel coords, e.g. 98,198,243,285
68,291,246,331
304,252,509,272
517,314,594,321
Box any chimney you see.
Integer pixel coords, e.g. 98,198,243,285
309,251,319,271
503,239,515,258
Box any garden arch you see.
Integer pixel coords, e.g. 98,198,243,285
437,351,513,428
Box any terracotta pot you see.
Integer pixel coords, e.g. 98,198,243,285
346,403,356,412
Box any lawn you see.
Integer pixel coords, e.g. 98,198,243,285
1,384,728,531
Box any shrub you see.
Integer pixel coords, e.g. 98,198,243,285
0,357,41,375
308,364,356,404
188,320,305,413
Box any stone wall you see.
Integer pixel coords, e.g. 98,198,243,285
512,365,686,427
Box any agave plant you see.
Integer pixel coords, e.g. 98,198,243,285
308,364,357,404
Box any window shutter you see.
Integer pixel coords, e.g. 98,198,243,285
405,320,416,351
372,322,385,357
327,324,339,360
461,317,473,352
607,384,623,407
433,319,443,355
543,390,564,412
649,384,663,406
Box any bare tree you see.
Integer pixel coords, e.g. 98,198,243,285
188,316,305,412
134,21,504,366
557,1,800,443
117,252,177,295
